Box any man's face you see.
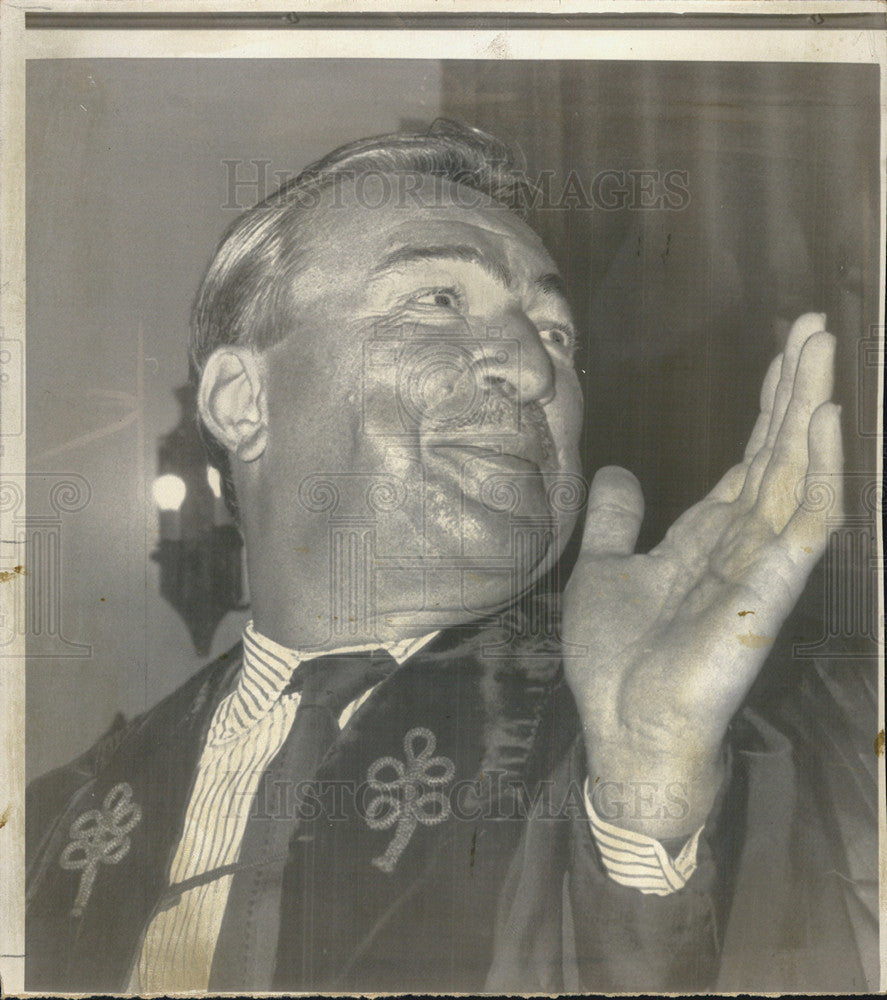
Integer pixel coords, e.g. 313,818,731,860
256,173,584,629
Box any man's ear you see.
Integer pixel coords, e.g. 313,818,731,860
197,346,268,462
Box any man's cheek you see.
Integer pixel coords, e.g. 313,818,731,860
545,387,584,471
361,339,480,439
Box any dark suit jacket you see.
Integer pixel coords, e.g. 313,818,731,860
25,624,874,993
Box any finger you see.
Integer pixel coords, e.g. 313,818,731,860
742,352,783,464
708,353,783,505
582,466,644,556
756,332,836,529
738,313,828,507
765,312,828,449
705,463,749,505
778,401,844,565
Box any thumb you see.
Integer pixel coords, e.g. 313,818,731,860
581,466,644,556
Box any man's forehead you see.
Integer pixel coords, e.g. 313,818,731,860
308,172,556,273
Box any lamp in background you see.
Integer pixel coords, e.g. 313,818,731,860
151,384,247,655
153,473,187,537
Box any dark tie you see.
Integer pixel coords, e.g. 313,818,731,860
279,649,401,775
285,648,400,704
209,648,400,991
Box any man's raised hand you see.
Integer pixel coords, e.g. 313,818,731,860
562,313,843,839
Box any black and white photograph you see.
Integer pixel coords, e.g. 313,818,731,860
0,3,884,995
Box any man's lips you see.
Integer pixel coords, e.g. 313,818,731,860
425,441,544,470
420,397,557,471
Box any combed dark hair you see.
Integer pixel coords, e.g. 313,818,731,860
189,119,535,517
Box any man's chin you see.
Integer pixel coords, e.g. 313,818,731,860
428,448,552,514
373,538,556,629
371,574,545,635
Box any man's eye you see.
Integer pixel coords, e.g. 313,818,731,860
540,324,575,350
412,288,461,309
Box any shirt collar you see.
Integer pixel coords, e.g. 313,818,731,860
229,622,438,728
244,621,438,677
211,624,439,743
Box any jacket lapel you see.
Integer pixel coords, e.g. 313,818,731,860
272,623,569,992
26,646,242,992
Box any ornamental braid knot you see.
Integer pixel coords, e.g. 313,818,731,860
59,782,142,917
364,727,455,873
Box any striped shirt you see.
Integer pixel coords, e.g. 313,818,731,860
585,785,703,895
128,624,438,993
129,623,701,991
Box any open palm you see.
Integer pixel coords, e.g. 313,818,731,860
563,314,843,835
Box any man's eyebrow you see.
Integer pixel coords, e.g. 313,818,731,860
535,272,568,299
371,244,512,287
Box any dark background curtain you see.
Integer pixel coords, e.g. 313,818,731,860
441,61,879,548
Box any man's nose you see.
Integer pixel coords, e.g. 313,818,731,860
470,307,555,405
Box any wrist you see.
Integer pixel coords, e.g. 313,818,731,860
583,733,725,840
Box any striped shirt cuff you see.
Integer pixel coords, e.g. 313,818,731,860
583,777,703,896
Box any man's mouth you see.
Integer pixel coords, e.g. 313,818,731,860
426,442,543,472
424,408,557,468
420,395,557,471
423,434,556,472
